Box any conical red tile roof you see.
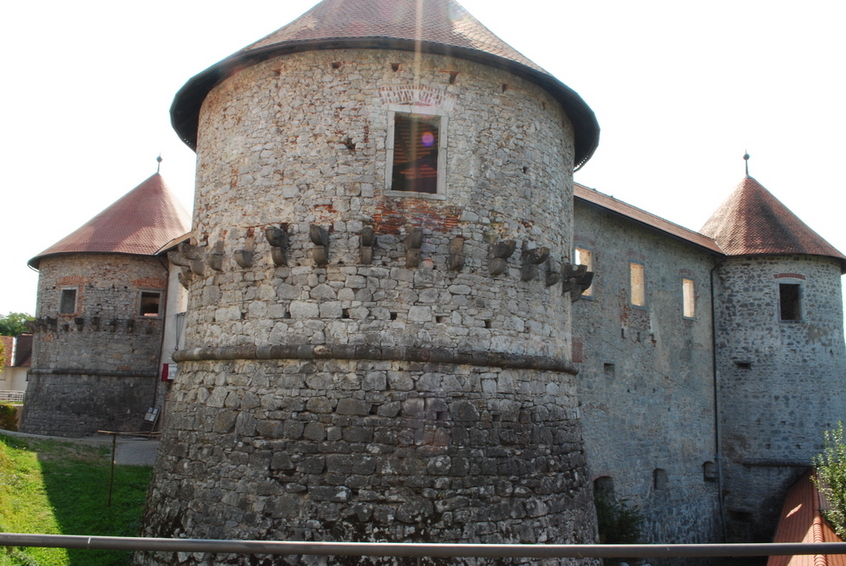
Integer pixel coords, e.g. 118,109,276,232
29,173,191,269
700,176,846,272
170,0,599,167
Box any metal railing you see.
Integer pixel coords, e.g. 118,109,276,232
1,534,846,560
0,390,24,403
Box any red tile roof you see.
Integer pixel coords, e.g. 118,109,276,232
574,183,724,254
12,334,31,368
29,173,191,269
768,471,845,566
1,337,12,368
170,0,599,168
700,177,846,272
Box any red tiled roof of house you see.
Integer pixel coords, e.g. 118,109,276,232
574,183,724,254
768,471,845,566
700,177,846,272
28,173,191,269
170,0,599,168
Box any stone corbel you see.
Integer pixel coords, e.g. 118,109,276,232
233,249,254,269
561,263,594,302
405,227,423,268
310,225,330,266
178,243,205,276
489,239,516,276
448,236,465,272
360,226,375,265
265,225,289,267
520,245,550,282
178,266,194,289
545,258,562,287
206,240,225,272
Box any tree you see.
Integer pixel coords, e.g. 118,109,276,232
0,312,34,336
814,422,846,539
0,339,5,368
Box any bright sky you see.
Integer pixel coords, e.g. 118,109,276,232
2,0,845,318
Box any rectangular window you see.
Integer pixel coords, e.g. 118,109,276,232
139,291,162,317
682,278,695,318
575,248,593,297
59,288,77,314
386,106,447,198
779,283,801,321
630,262,645,307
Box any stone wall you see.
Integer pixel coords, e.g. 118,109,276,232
138,48,598,565
573,200,722,547
715,255,846,541
20,253,167,436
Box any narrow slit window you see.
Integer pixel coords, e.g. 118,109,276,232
140,291,162,317
682,278,695,318
575,248,593,297
630,262,645,307
59,288,77,314
779,283,801,321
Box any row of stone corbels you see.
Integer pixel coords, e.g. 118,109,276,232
170,225,592,300
28,315,158,334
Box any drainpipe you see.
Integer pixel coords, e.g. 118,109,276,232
710,262,728,541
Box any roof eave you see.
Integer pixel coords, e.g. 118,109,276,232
171,37,599,168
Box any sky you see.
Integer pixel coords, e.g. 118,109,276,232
2,0,845,318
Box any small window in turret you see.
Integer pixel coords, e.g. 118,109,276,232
682,278,695,318
139,291,162,317
385,106,447,199
59,288,77,314
779,284,801,322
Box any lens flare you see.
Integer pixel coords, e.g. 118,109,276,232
421,132,434,147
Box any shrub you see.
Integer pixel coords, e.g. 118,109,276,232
814,422,846,539
0,403,18,431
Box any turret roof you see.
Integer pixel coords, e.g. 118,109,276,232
700,176,846,272
29,173,191,269
170,0,599,168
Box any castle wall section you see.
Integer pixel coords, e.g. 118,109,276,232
20,253,167,436
138,49,599,565
573,199,722,546
714,255,846,541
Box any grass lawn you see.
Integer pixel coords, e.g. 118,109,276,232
0,434,152,566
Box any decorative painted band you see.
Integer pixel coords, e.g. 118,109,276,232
172,344,579,374
29,368,159,378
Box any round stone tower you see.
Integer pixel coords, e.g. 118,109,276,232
701,175,846,541
21,172,191,437
138,0,600,563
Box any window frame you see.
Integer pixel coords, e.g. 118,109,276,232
59,287,78,315
682,277,695,319
629,262,646,308
385,104,448,200
138,290,163,318
574,247,594,298
778,282,802,322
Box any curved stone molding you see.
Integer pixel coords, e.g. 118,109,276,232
173,343,578,374
29,368,158,378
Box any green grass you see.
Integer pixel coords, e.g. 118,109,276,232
0,435,152,566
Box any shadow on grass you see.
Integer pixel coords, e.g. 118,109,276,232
3,435,153,566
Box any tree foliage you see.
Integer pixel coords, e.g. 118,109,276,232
814,422,846,540
0,340,5,368
0,312,34,336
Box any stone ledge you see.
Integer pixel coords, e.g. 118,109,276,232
172,343,578,374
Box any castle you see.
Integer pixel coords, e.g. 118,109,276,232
20,0,846,561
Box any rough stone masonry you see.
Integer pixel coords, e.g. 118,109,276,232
137,47,599,566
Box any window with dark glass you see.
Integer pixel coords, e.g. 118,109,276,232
779,283,801,321
390,113,440,194
140,291,161,317
59,288,77,314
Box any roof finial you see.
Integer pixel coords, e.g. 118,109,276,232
743,151,750,178
156,154,163,174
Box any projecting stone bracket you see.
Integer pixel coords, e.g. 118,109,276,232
404,227,423,268
206,240,225,272
448,236,465,272
488,239,516,276
360,226,375,265
561,263,594,302
310,225,330,266
520,245,550,282
234,249,254,269
265,225,289,267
